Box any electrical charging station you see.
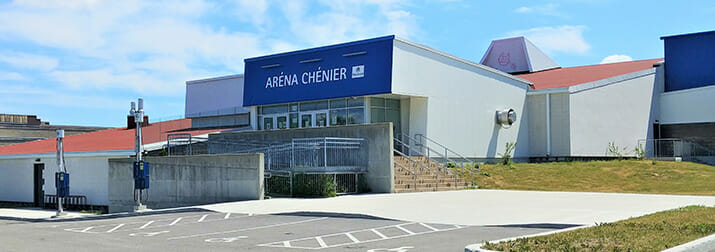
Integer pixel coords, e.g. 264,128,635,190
130,98,151,212
54,129,69,218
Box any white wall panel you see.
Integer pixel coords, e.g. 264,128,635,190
0,156,115,205
391,40,530,158
185,75,249,118
660,85,715,124
569,73,657,156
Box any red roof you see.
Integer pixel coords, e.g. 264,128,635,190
516,58,664,90
0,118,227,155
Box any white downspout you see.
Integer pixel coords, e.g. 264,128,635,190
545,93,551,156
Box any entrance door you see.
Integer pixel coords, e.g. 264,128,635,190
300,111,328,128
33,163,44,207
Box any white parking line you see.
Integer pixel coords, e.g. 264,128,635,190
106,224,125,233
139,221,154,229
224,213,231,219
371,229,388,239
169,218,182,226
258,222,467,250
395,225,415,235
315,237,328,248
64,212,251,234
345,233,360,243
418,223,439,232
167,217,329,240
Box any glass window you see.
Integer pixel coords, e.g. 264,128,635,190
316,112,327,127
386,99,400,110
300,101,328,111
301,114,312,127
329,98,346,109
347,108,364,124
290,103,299,112
348,97,364,107
261,105,289,115
386,109,400,127
370,108,385,123
277,116,287,129
289,113,299,128
330,109,347,126
263,117,274,130
370,97,385,107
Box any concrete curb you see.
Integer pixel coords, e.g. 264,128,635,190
661,233,715,252
464,225,591,252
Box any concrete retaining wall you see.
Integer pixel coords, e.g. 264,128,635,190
209,123,394,193
108,154,263,213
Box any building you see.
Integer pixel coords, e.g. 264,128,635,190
0,30,712,208
0,118,227,208
0,114,108,147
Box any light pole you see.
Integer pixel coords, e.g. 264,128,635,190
54,129,69,218
131,98,150,212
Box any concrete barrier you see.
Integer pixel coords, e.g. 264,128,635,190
209,123,394,193
108,154,263,213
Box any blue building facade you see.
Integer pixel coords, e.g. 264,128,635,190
661,31,715,92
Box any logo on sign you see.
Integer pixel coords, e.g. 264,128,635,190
352,65,365,79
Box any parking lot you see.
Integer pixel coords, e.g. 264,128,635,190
0,209,562,251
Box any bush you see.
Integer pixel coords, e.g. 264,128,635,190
499,142,517,165
446,162,456,168
634,144,646,160
292,173,336,197
608,142,630,160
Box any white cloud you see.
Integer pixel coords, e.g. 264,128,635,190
0,84,127,110
600,54,633,64
509,25,590,54
0,71,25,80
0,0,418,97
280,0,417,46
0,51,59,71
514,3,563,17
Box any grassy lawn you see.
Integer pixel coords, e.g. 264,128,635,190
463,160,715,195
482,205,715,251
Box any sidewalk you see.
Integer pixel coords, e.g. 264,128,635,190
198,189,715,226
0,207,91,220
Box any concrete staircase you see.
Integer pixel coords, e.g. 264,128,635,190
393,156,472,193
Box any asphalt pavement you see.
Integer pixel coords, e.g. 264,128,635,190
0,209,561,252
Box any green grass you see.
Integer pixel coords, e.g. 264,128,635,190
461,160,715,195
482,205,715,251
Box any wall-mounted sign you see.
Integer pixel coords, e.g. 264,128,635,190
243,36,394,106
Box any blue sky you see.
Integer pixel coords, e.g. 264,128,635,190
0,0,713,127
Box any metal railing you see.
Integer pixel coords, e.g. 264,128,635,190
414,134,474,166
166,133,210,156
205,137,368,197
637,138,715,158
396,133,479,185
393,148,435,190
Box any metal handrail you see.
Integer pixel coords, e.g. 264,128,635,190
409,133,479,186
393,157,417,190
415,134,472,164
395,137,455,176
394,148,439,190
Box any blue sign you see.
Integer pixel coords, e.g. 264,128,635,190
243,36,394,106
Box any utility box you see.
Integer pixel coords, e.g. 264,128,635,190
55,172,70,198
133,161,150,190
